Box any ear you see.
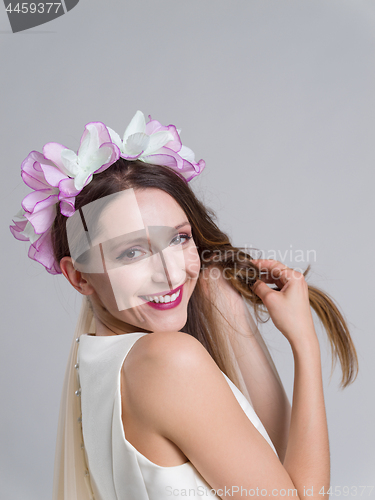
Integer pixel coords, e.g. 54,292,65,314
60,256,95,296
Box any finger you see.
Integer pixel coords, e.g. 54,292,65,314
253,259,302,281
254,275,290,292
252,280,277,302
252,260,291,285
252,259,289,272
257,274,288,286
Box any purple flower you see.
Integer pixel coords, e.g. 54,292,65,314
10,208,60,274
10,122,120,274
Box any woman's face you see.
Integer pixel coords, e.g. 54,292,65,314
75,187,201,334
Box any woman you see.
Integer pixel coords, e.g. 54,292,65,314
10,111,358,500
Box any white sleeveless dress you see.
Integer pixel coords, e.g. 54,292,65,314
77,332,278,500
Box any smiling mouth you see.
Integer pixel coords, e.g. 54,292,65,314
139,283,185,304
141,288,181,304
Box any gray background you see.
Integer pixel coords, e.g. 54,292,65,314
1,1,374,498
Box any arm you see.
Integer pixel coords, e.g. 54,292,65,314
201,266,292,462
285,336,330,497
251,259,330,496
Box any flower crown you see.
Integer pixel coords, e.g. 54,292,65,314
10,111,205,275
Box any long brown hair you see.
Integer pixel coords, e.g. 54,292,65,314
51,158,358,389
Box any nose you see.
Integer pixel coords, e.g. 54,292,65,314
150,248,186,290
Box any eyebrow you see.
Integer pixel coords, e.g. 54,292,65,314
175,221,191,230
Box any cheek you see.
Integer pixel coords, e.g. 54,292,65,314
106,265,150,312
185,246,201,279
87,273,118,308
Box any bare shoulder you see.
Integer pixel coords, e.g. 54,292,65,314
126,330,206,366
123,331,216,401
121,330,223,437
122,329,238,443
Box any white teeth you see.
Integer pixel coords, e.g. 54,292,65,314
144,289,181,304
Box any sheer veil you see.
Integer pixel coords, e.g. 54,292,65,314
52,297,96,500
200,264,291,461
225,295,287,410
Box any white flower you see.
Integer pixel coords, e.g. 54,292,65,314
107,110,174,160
59,124,115,191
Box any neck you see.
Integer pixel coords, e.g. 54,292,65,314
94,314,151,337
86,290,151,336
92,306,151,337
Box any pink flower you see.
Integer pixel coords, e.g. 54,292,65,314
9,150,73,274
10,208,60,274
10,122,120,274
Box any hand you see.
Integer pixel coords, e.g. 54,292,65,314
251,259,317,347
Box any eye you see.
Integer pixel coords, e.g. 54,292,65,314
116,248,146,262
115,233,192,262
171,233,192,246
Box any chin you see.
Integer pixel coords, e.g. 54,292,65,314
151,313,188,335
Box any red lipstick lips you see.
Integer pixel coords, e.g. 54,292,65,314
139,283,184,310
